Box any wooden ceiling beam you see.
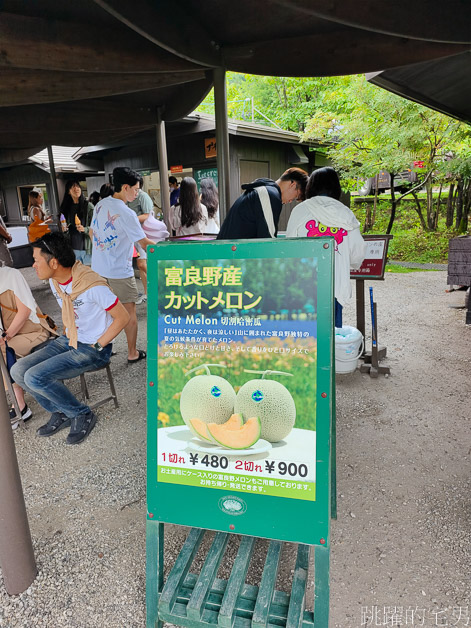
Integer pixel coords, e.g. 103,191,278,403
0,128,148,151
92,0,222,67
0,69,206,107
270,0,471,44
160,76,214,122
0,12,204,73
0,76,213,148
223,32,470,77
0,101,157,135
0,148,45,167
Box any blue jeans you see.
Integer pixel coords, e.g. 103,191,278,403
74,249,86,263
10,335,112,419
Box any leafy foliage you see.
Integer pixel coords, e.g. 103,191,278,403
196,73,351,132
196,72,471,235
353,197,458,263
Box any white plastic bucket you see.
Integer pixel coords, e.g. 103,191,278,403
335,325,364,374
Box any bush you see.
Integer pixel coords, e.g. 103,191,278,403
351,197,466,263
387,229,453,263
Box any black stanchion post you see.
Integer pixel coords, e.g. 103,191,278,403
355,279,365,353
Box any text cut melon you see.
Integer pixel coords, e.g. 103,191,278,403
207,417,261,450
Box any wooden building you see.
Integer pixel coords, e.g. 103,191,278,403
0,147,101,266
0,146,100,226
74,113,329,230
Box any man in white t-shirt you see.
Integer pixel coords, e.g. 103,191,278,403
128,177,154,304
10,233,130,445
90,167,155,363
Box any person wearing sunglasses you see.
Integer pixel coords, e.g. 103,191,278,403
10,233,129,445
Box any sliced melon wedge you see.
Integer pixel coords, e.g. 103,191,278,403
207,417,261,450
224,413,244,430
205,413,243,444
189,418,211,441
189,413,243,442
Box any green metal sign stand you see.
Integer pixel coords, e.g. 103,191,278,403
147,238,335,628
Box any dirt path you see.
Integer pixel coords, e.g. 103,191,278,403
0,269,469,628
333,272,470,627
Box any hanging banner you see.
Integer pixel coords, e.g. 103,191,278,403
204,137,217,159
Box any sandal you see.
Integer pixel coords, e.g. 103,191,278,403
128,349,147,364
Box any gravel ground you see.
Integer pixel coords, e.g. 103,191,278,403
0,268,469,628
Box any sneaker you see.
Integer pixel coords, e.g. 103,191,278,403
10,404,33,427
66,411,97,445
135,293,147,305
37,412,71,437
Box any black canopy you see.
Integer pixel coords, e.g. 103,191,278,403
0,0,469,153
367,51,471,124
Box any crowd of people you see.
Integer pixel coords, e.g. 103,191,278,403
1,165,365,445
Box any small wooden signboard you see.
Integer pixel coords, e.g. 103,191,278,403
350,234,392,342
204,138,217,159
350,234,392,281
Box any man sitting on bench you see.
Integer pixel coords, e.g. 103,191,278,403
11,233,129,445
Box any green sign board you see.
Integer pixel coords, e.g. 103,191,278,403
194,167,218,191
147,238,334,546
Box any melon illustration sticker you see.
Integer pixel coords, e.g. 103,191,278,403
155,257,318,501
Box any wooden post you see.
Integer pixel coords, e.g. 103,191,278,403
360,300,390,377
47,145,61,232
0,381,37,594
213,68,230,220
146,520,164,628
156,110,171,230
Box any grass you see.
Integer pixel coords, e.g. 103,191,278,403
352,197,467,264
384,264,432,274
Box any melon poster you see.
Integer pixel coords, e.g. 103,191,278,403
155,257,318,502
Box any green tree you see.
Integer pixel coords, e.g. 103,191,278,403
197,73,471,234
197,73,351,132
439,151,471,233
302,75,469,233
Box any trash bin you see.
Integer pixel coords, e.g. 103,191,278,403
335,326,363,374
7,227,34,269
